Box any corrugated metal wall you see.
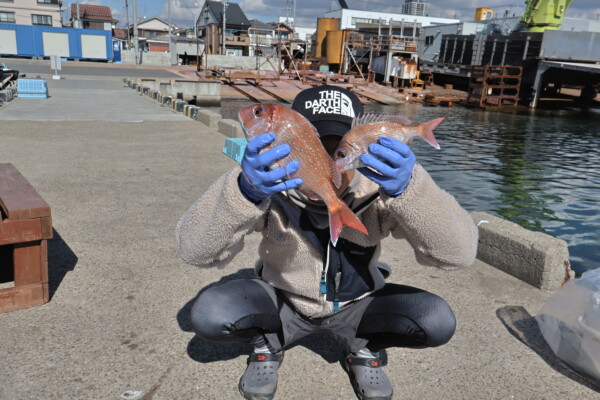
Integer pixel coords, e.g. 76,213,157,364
0,24,112,60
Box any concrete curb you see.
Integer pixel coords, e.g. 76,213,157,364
173,99,187,112
124,77,235,132
218,118,244,138
471,211,573,291
195,110,221,128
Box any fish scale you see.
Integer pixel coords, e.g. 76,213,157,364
238,104,368,246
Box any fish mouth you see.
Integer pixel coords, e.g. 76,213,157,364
237,113,252,140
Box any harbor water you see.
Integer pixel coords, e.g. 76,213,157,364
214,101,600,274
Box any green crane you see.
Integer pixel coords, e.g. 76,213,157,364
520,0,572,32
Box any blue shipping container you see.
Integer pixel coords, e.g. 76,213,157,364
0,23,112,61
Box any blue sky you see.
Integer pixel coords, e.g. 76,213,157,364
65,0,600,29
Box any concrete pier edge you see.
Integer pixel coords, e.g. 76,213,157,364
471,211,573,290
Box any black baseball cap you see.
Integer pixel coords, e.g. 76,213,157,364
291,85,363,138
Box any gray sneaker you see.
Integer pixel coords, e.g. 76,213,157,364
344,353,393,400
238,352,284,400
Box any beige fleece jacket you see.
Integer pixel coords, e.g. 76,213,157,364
175,163,478,318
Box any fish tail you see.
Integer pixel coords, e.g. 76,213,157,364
328,202,368,246
418,117,444,149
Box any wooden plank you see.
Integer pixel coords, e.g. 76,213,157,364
0,219,43,246
231,83,275,102
0,163,51,220
351,88,403,105
40,240,48,283
14,242,42,286
0,283,47,313
40,216,53,239
256,82,300,103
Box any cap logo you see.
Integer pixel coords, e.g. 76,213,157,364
304,90,355,118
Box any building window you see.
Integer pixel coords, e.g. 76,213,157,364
425,35,434,45
0,11,15,22
32,14,52,25
37,0,60,4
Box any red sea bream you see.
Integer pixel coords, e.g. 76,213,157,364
333,114,444,172
238,104,368,246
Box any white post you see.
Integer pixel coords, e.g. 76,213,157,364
133,0,139,64
222,0,228,55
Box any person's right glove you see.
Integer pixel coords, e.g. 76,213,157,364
239,133,303,202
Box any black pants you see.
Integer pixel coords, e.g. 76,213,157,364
190,278,456,353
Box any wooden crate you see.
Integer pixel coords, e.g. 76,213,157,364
0,163,52,313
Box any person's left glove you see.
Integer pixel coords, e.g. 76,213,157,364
358,137,416,197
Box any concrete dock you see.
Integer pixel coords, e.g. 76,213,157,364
0,62,599,400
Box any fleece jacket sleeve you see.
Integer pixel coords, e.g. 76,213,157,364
175,166,270,268
383,163,478,269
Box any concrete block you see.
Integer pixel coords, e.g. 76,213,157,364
0,90,11,102
189,106,201,120
195,110,221,128
169,80,221,104
218,118,244,138
184,105,202,119
142,87,150,95
471,212,572,291
161,95,173,106
173,99,187,112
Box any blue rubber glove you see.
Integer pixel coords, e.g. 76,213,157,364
358,137,416,197
239,133,303,202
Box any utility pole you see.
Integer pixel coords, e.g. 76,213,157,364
292,0,296,37
133,0,139,64
222,0,228,55
76,2,80,28
168,0,175,65
125,0,131,48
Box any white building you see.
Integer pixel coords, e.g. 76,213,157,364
278,17,315,42
0,0,62,27
418,16,600,61
324,7,459,31
402,0,428,17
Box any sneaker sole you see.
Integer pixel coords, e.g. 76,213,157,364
238,382,276,400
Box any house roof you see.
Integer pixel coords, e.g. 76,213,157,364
71,4,113,22
112,27,127,40
205,1,250,27
269,22,293,32
137,16,176,29
249,19,273,30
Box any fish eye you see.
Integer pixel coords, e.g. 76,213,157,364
253,106,263,117
335,149,347,159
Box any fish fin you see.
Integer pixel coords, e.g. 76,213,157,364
328,202,368,246
352,113,413,128
330,159,343,189
418,117,444,149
